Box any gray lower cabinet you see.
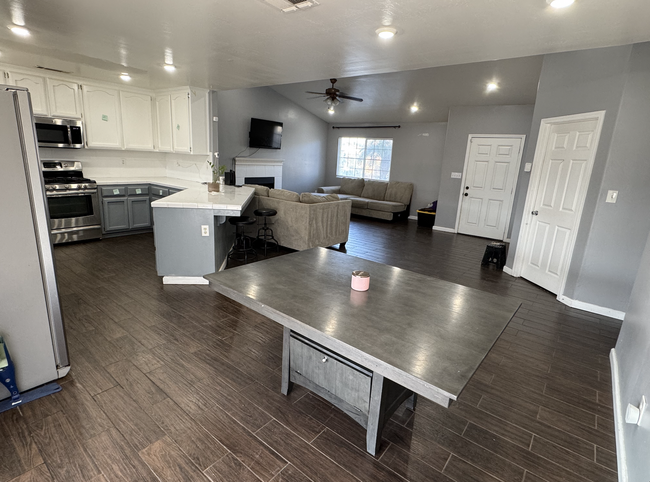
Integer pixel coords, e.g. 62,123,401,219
102,197,130,232
100,184,152,234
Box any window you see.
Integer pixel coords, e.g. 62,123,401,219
336,137,393,181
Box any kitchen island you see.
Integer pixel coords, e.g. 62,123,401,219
151,185,255,284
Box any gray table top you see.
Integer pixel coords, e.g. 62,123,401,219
204,248,521,404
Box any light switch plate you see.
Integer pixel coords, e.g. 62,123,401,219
451,172,462,179
524,163,532,172
606,190,618,203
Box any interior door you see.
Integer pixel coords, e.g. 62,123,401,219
520,117,601,293
458,137,522,240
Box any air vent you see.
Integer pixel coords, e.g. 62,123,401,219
36,66,73,74
264,0,319,13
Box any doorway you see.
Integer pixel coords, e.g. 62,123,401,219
512,111,605,296
456,136,525,241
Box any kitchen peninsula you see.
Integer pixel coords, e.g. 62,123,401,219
151,185,255,284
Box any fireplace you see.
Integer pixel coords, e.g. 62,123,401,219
245,176,275,189
235,158,283,189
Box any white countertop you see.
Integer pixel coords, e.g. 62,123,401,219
94,176,254,212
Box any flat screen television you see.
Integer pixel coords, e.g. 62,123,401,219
249,118,283,149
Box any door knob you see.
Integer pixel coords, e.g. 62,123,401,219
464,193,468,197
465,186,469,190
531,210,539,215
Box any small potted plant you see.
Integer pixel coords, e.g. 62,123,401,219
207,160,227,193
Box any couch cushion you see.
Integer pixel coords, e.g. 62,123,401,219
269,188,300,202
367,200,406,213
339,177,365,196
300,193,340,204
361,180,388,201
243,184,270,197
350,198,370,209
385,181,414,205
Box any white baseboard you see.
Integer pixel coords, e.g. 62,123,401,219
408,215,417,220
432,226,456,233
503,266,515,277
162,276,209,285
610,348,628,482
559,295,626,320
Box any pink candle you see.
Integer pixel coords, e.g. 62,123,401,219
351,270,370,291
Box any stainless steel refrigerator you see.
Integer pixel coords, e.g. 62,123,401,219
0,86,69,405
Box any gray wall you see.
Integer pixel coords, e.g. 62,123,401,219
505,44,650,313
614,228,650,481
217,86,329,193
325,123,447,217
435,105,534,232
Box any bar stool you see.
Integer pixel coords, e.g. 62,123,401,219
254,208,279,255
227,216,257,264
481,242,507,270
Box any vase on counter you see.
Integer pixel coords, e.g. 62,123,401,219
207,176,226,194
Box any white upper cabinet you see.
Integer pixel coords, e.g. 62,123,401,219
171,90,191,153
47,79,81,118
155,94,173,152
82,85,123,149
120,91,154,150
8,72,49,116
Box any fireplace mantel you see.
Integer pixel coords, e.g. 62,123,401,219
235,158,284,188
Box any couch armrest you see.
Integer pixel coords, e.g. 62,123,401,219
316,186,341,194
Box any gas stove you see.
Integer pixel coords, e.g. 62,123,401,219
42,161,97,193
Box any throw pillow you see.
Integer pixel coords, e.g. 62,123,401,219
361,180,388,200
243,184,270,197
269,188,300,202
299,193,340,204
339,177,365,196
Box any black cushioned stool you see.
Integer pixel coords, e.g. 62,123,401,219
227,216,257,264
254,208,279,255
481,242,507,270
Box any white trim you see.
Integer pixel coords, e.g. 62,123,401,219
610,348,628,482
57,366,71,378
558,295,625,320
432,226,456,233
503,266,515,277
234,157,284,166
162,276,209,285
408,215,417,220
454,135,526,241
511,111,606,301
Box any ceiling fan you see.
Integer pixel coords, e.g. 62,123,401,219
306,78,363,105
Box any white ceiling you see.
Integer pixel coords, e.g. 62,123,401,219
0,0,648,119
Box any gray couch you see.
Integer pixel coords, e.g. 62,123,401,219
243,186,351,251
316,178,414,221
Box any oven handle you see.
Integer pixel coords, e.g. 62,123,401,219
46,189,98,197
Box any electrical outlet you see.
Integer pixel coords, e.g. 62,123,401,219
121,159,125,165
201,225,209,237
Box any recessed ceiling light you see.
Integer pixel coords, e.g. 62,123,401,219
164,63,176,72
376,27,397,39
9,25,30,37
410,104,419,113
327,106,335,115
120,73,131,81
547,0,574,8
486,82,499,93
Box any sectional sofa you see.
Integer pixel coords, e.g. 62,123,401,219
243,186,351,251
316,178,414,221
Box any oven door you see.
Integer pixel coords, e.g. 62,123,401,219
46,190,101,230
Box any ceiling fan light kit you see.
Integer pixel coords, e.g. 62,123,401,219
546,0,574,8
305,78,364,111
376,27,397,39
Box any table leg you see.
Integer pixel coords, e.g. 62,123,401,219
281,327,292,395
366,372,385,456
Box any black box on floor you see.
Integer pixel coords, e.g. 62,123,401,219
417,209,436,227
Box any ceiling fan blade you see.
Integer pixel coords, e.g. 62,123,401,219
307,96,325,99
306,91,327,95
338,95,363,102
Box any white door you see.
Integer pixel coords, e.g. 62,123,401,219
171,90,191,153
121,91,154,150
82,85,123,149
458,137,523,240
8,72,49,116
47,79,81,118
518,113,604,294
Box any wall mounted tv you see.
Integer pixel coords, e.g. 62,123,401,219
249,118,283,149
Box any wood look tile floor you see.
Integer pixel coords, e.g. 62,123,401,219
0,217,621,482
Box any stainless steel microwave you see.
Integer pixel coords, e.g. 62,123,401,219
34,116,84,149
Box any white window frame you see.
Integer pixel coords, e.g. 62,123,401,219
336,137,393,181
